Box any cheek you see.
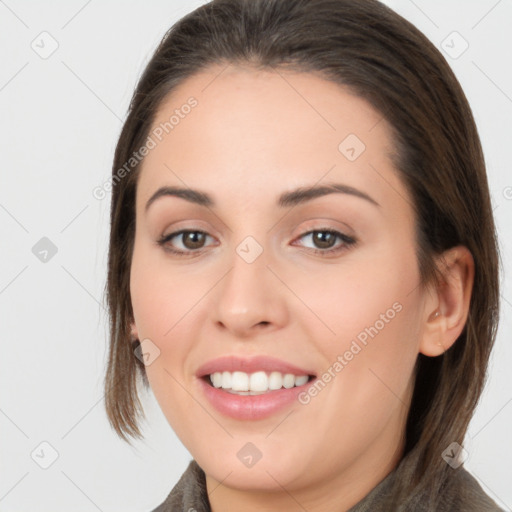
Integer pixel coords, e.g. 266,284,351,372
129,241,213,407
293,241,421,412
298,290,421,452
130,240,201,342
129,245,197,432
293,240,420,348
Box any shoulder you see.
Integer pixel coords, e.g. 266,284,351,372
444,466,504,511
150,459,211,512
348,454,505,512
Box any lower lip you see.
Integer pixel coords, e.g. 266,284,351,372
198,376,316,420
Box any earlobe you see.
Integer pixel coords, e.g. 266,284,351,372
130,320,139,341
420,308,447,357
419,246,475,357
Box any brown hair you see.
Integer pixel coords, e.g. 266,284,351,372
103,0,500,507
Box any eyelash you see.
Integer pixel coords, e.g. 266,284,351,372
156,228,357,258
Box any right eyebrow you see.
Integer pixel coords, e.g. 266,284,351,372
145,186,213,213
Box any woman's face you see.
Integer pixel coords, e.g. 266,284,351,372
130,65,431,496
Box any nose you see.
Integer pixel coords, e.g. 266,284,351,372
211,242,289,339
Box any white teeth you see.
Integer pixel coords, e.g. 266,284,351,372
294,375,309,386
221,371,232,389
231,371,249,391
268,371,282,390
208,370,310,393
249,371,268,391
283,373,295,389
212,372,223,388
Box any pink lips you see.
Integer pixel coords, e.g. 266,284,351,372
195,355,317,421
195,355,315,378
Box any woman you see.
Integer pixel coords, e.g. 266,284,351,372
103,0,503,510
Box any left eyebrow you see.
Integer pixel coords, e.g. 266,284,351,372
277,183,380,209
144,182,380,213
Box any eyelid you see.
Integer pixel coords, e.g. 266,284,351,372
157,224,357,258
290,218,356,239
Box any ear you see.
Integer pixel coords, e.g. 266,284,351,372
419,245,475,357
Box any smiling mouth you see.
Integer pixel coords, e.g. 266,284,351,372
201,371,316,395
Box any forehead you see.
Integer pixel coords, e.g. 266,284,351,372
149,64,387,151
137,64,409,216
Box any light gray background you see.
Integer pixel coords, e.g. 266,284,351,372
1,1,511,511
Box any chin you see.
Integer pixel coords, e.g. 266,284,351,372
196,444,312,491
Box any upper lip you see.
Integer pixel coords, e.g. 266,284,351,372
195,355,316,378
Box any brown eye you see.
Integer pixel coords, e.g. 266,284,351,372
311,231,337,249
157,230,214,256
180,231,207,250
295,229,356,256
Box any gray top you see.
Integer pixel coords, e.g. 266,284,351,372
151,454,504,511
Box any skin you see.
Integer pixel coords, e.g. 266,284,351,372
129,64,474,512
